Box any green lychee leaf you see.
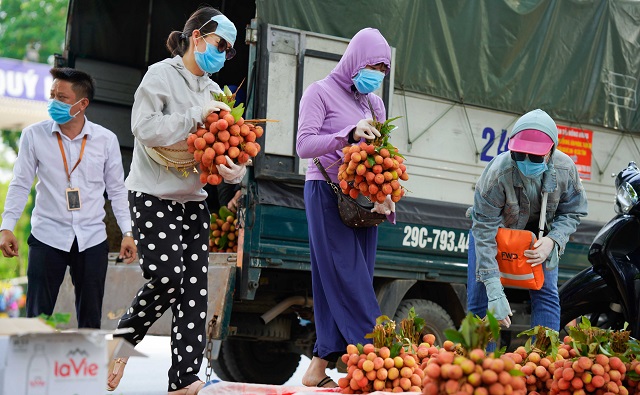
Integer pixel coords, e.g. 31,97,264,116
413,316,425,334
230,103,245,122
389,342,403,358
518,327,539,337
598,344,612,356
38,312,71,329
524,337,533,353
459,318,472,349
444,328,465,346
219,233,228,249
486,311,501,343
493,346,506,358
219,206,234,221
627,371,640,381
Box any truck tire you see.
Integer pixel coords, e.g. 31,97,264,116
213,338,300,384
233,316,292,340
209,351,237,382
393,299,455,346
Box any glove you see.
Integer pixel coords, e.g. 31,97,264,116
483,277,513,328
216,155,247,184
372,195,395,215
202,100,231,120
352,119,381,141
545,243,559,271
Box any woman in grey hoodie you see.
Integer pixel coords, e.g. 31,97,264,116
107,6,244,394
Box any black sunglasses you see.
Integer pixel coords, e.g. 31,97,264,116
216,38,236,60
511,151,546,163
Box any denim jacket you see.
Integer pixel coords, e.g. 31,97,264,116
470,150,588,282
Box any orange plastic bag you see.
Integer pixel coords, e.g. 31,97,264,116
495,227,545,290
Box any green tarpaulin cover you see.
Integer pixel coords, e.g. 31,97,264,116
257,0,640,132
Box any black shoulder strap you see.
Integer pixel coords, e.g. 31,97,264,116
366,96,377,122
313,158,332,183
313,158,340,195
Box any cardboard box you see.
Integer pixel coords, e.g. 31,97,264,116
0,318,143,395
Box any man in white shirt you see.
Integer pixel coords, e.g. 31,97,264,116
0,67,137,328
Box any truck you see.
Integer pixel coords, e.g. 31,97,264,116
53,0,640,385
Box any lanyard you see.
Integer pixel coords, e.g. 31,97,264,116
56,133,87,187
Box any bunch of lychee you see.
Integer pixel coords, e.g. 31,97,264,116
548,354,628,395
338,142,408,204
209,211,238,253
187,110,262,186
338,343,423,393
420,343,527,395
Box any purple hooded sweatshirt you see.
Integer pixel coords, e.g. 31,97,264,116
296,28,392,183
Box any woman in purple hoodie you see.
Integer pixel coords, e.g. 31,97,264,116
296,27,394,388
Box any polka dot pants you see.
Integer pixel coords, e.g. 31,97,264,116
116,192,210,391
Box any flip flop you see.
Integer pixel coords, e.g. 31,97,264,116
316,376,336,388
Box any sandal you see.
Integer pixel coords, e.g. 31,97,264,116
315,376,337,388
106,357,128,391
168,380,205,395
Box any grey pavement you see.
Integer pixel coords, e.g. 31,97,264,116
104,336,341,395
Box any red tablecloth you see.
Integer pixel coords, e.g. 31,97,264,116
200,380,342,395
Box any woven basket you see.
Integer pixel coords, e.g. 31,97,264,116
144,140,197,171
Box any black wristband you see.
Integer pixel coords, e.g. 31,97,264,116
347,127,357,144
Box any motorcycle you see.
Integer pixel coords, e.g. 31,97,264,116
559,161,640,338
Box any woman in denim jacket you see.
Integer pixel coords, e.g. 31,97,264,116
467,109,588,331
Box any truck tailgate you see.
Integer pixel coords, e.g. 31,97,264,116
53,252,236,338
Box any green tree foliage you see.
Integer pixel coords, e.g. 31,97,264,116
0,180,34,279
1,130,19,153
0,0,69,282
0,0,69,280
0,0,69,63
0,130,35,280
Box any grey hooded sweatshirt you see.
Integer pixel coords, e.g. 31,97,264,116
125,55,222,203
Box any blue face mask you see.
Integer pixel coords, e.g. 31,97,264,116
516,158,548,178
194,38,226,74
352,68,385,94
47,98,82,125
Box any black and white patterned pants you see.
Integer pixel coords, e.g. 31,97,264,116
117,191,210,391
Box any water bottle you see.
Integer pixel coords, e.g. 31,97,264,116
26,343,49,395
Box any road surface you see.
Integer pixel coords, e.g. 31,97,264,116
105,335,342,394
